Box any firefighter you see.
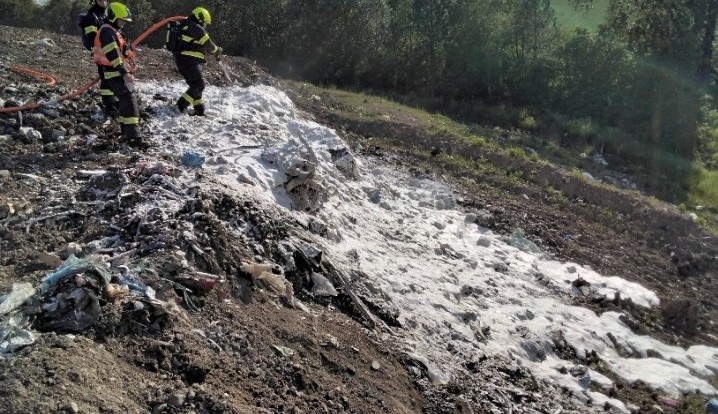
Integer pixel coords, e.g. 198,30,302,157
93,2,143,144
174,7,222,116
79,0,118,116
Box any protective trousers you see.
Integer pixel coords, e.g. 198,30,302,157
176,57,206,115
97,64,118,116
105,74,140,139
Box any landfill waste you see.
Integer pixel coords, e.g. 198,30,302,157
180,151,205,167
310,272,337,297
0,283,35,315
175,275,217,293
119,277,156,299
272,345,295,357
36,285,102,332
0,283,37,355
507,228,541,254
41,254,110,293
708,399,718,413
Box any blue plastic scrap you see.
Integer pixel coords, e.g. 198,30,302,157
707,399,718,413
180,151,205,167
41,255,111,293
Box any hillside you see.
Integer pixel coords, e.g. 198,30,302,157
1,24,717,414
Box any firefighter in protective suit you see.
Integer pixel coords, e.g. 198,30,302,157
79,0,118,116
93,2,142,144
174,7,222,116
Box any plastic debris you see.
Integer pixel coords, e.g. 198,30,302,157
508,229,541,254
0,283,36,355
105,284,130,301
656,396,679,408
0,329,36,354
36,287,101,332
310,272,337,297
272,345,295,357
180,151,205,167
175,276,216,293
296,243,323,269
707,399,718,413
0,283,35,315
119,278,156,299
41,254,111,293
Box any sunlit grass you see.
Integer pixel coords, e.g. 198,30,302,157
289,79,718,233
551,0,608,32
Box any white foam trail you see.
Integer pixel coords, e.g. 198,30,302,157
138,81,718,411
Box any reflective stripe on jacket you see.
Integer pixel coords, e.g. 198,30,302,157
79,5,105,51
93,24,133,76
177,18,218,62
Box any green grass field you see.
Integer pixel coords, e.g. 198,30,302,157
551,0,608,31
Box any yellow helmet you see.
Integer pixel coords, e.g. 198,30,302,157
192,7,211,25
106,2,132,23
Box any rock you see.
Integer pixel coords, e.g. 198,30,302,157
62,401,79,413
517,309,534,320
41,109,60,118
26,113,45,121
311,272,337,297
0,204,12,219
52,129,65,141
475,209,495,227
308,218,327,235
168,390,186,407
60,243,83,260
152,403,167,413
163,250,187,273
520,340,547,362
477,237,491,248
663,299,699,335
38,251,62,268
581,171,596,181
0,170,10,180
20,127,41,142
371,361,381,371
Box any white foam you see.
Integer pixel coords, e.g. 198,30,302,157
138,81,718,408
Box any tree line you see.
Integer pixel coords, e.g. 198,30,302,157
2,0,717,200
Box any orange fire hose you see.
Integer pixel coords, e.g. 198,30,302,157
9,65,57,85
0,16,187,114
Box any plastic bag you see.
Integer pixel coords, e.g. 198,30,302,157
0,283,35,315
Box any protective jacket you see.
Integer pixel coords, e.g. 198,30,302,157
93,23,135,79
176,17,219,63
79,4,105,51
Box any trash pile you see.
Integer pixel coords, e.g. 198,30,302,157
0,144,367,359
0,253,180,356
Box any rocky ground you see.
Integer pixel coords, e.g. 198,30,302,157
0,24,716,414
